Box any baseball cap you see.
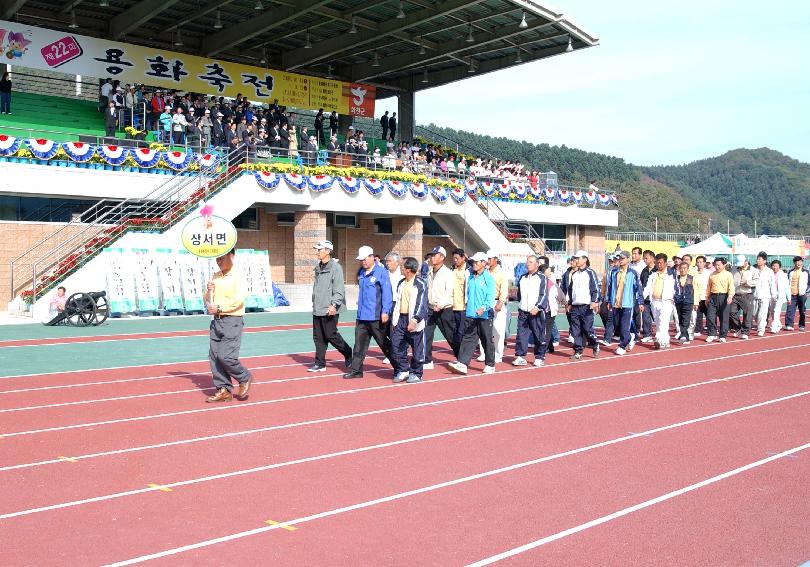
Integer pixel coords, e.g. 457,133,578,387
735,254,747,267
618,250,630,259
572,250,588,258
313,240,333,251
470,252,488,262
431,246,447,257
356,245,374,260
486,249,499,258
216,112,224,117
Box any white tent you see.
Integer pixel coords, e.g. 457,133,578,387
679,232,733,256
734,235,801,256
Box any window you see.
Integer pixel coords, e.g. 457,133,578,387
422,217,448,236
531,223,567,252
233,207,259,230
0,195,103,222
373,217,392,234
335,214,357,228
276,212,295,225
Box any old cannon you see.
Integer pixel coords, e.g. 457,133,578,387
46,291,110,327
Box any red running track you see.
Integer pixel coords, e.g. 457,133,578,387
1,330,808,566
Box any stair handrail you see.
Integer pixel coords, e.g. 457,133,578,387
479,193,548,249
10,157,228,300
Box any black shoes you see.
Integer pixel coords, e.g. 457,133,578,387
343,370,363,379
307,363,326,373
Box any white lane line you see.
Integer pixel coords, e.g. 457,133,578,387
2,342,804,439
0,322,332,349
0,325,795,381
101,396,810,566
2,362,807,521
467,442,810,566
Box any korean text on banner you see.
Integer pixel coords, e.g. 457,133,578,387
102,247,136,314
0,19,375,114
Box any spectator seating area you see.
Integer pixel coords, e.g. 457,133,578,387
0,91,112,142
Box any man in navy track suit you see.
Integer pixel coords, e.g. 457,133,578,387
344,245,392,379
566,250,601,360
391,257,429,383
513,255,550,367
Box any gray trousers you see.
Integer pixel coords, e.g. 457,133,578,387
209,316,252,391
729,292,754,334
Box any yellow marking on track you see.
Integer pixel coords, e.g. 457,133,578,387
264,519,297,531
147,483,172,492
58,456,78,463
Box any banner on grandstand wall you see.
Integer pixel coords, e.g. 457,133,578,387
0,19,375,115
236,249,275,309
155,248,185,310
132,248,161,311
177,250,206,312
102,247,136,314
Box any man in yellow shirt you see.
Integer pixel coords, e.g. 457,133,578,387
205,248,253,403
705,257,735,343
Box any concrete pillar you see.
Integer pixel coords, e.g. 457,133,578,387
391,216,423,260
292,211,327,284
397,89,415,142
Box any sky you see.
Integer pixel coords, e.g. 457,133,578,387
375,0,810,166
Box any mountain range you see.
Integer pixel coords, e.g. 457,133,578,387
417,124,810,236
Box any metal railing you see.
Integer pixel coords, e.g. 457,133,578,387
9,71,100,104
9,157,232,301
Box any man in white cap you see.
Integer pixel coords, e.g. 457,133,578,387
424,245,455,369
449,252,496,375
566,250,601,360
344,245,392,379
309,240,353,372
730,254,758,339
476,249,508,364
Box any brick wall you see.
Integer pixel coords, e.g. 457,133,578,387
235,209,295,284
0,221,86,303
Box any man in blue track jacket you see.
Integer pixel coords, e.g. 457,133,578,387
513,255,550,367
566,250,601,360
605,250,644,355
448,252,497,375
391,257,429,383
344,246,392,379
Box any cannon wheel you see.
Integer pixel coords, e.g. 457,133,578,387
94,294,110,325
65,292,97,327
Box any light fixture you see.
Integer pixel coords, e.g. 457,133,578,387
214,10,223,29
565,36,573,52
174,29,183,46
514,48,522,63
421,67,429,83
465,22,474,43
519,10,528,29
69,10,79,28
397,0,405,19
254,0,263,11
418,35,425,55
326,64,334,78
260,48,267,64
372,49,380,67
304,29,312,49
467,57,475,73
99,0,109,7
349,16,358,34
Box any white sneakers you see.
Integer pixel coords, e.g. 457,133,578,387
382,358,391,365
757,330,765,337
719,338,727,343
534,359,545,367
615,347,626,356
628,340,636,351
476,354,486,362
483,365,496,374
448,362,467,374
640,337,653,344
741,334,749,340
706,336,717,343
422,362,434,370
513,356,527,366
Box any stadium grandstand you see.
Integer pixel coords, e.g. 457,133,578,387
0,0,618,319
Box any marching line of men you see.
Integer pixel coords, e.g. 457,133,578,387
199,244,808,403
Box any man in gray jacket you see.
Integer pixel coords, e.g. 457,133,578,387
310,240,353,372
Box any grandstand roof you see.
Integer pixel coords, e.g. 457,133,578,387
3,0,598,99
